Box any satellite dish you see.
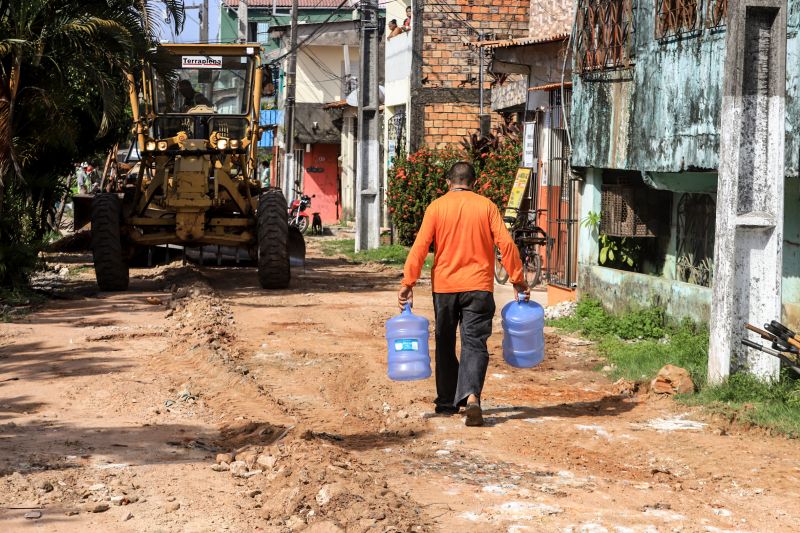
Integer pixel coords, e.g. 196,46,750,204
345,86,385,107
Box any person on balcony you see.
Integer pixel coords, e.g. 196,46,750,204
387,19,403,40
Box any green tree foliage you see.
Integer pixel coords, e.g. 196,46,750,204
0,0,184,286
386,127,522,246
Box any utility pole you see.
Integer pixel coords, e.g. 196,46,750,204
282,0,299,203
200,0,209,43
237,0,249,42
477,32,489,138
354,0,380,251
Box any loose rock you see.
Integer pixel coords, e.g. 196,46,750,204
305,521,345,533
211,462,230,472
256,454,277,470
164,502,181,513
650,365,695,395
229,460,249,477
216,453,234,464
91,503,110,513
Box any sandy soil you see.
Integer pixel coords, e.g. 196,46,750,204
1,237,799,533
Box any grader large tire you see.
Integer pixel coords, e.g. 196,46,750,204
91,193,129,291
257,189,291,289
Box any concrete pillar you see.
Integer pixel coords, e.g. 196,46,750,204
340,115,356,220
709,1,786,383
661,193,680,281
577,167,602,267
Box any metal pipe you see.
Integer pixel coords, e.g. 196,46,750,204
126,72,145,153
478,32,484,116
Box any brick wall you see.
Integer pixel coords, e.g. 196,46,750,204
418,0,529,148
422,103,506,149
528,0,573,38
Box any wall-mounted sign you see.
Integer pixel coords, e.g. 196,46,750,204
522,122,536,168
181,56,222,69
504,167,533,225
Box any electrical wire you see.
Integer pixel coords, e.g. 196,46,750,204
268,0,352,65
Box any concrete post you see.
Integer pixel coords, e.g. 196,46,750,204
355,0,381,251
282,0,299,204
709,0,786,383
577,167,602,268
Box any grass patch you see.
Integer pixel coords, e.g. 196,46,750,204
68,265,92,277
681,372,800,438
320,239,432,269
549,298,800,438
0,286,47,322
548,298,707,384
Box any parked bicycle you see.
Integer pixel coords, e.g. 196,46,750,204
495,207,547,287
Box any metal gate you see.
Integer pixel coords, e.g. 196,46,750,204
544,88,577,288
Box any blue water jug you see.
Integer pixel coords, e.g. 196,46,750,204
385,304,431,381
501,295,545,368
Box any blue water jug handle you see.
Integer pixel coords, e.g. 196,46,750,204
403,302,412,313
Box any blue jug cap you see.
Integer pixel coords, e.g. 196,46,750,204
403,302,412,313
518,293,529,303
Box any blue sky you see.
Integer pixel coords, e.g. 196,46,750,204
159,1,222,43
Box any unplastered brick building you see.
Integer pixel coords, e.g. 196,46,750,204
408,0,529,150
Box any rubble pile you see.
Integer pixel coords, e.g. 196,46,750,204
208,437,430,532
162,280,246,369
544,301,577,321
160,279,429,531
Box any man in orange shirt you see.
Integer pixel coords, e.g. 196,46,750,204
398,162,528,426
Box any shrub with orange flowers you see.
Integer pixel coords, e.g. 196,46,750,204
387,128,522,245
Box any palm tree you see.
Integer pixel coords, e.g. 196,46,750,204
0,0,184,283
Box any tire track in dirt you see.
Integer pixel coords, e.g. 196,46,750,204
208,241,800,533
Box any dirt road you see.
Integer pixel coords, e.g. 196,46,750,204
1,237,799,532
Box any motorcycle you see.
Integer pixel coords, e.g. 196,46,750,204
288,191,314,234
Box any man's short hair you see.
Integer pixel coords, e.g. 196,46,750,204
389,19,397,25
447,161,476,185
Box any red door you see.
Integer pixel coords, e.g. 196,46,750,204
301,143,340,224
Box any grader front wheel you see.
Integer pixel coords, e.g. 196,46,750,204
91,193,130,291
257,189,291,289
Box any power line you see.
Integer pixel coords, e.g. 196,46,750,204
269,0,352,65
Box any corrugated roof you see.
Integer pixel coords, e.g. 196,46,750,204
322,99,349,109
528,81,573,92
223,0,351,8
480,33,569,50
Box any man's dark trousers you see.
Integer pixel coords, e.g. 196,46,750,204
432,291,495,410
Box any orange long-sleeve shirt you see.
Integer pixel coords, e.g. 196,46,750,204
402,190,524,293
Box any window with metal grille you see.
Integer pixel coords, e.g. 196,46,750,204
575,0,635,73
600,174,671,237
655,0,700,38
705,0,728,29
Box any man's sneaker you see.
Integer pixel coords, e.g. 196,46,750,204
464,402,483,427
434,405,459,416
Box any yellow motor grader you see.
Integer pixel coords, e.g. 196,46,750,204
79,44,296,291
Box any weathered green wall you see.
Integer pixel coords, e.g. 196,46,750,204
578,265,712,324
786,1,800,177
571,2,800,176
219,8,354,45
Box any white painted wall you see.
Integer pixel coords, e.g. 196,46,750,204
296,45,360,104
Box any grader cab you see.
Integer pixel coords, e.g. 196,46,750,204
84,44,296,291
